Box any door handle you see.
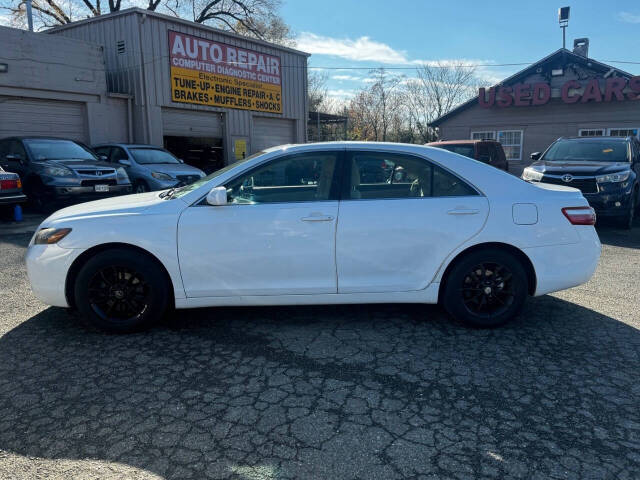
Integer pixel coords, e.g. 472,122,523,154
301,215,334,222
447,208,480,215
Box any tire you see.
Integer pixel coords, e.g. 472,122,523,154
134,181,149,193
74,248,169,333
442,248,528,328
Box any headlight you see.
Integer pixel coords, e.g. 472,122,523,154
522,168,543,181
151,172,173,180
596,171,630,184
116,167,130,183
34,228,72,245
43,166,74,177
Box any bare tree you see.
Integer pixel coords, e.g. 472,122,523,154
404,61,484,142
1,0,291,43
367,68,403,142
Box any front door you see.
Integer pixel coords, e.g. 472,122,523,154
336,150,489,293
178,150,342,297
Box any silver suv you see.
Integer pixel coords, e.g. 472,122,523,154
93,144,206,193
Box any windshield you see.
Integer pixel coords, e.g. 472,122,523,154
543,139,629,162
130,148,181,165
24,139,97,161
438,144,475,159
168,150,268,199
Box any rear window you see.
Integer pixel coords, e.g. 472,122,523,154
543,139,629,162
437,144,475,159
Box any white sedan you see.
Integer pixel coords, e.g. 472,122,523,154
26,142,601,332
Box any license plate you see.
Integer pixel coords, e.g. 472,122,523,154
94,184,109,192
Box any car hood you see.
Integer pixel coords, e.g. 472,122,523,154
530,160,631,176
139,163,205,177
42,191,166,225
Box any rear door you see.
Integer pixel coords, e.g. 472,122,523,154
336,149,489,293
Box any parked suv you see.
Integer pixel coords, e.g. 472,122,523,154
93,144,206,193
0,137,132,211
426,140,509,171
522,136,640,229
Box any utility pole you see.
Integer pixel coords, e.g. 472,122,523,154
26,0,34,31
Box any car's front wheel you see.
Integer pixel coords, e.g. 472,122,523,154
442,248,528,328
74,248,169,333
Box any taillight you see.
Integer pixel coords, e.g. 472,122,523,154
0,179,19,190
562,206,596,225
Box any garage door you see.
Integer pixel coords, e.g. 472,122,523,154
162,108,223,137
0,96,88,141
252,117,295,152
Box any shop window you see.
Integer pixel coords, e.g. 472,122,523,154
471,131,495,140
608,128,639,138
497,130,523,161
579,129,605,137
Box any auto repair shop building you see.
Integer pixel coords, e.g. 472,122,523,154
1,9,309,170
430,41,640,175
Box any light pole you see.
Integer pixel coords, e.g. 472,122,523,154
558,6,570,49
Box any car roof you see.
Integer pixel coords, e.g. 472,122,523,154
1,136,80,141
426,140,496,145
93,143,166,148
558,136,630,142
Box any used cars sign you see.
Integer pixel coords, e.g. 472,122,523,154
479,76,640,108
169,30,282,114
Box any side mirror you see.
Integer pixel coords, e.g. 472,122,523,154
178,158,185,164
206,186,227,206
118,159,131,166
98,154,108,161
530,152,541,161
477,154,491,163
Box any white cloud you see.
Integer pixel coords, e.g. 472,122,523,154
297,32,409,64
617,11,640,23
332,74,362,81
326,89,357,100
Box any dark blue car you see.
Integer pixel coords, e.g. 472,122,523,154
523,136,640,229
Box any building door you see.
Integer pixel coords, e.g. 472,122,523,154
0,96,88,141
252,117,295,152
162,108,224,174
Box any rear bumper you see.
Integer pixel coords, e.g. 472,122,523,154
524,226,601,296
0,192,27,204
25,243,83,307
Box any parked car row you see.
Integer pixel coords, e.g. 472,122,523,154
0,137,206,212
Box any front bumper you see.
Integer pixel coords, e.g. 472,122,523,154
50,184,132,201
584,191,634,217
0,192,27,205
25,243,83,307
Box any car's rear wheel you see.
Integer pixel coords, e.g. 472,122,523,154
74,249,168,333
442,248,528,328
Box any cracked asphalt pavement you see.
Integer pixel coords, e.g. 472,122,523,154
0,221,639,479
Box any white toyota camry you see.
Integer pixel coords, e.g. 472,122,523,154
26,142,601,332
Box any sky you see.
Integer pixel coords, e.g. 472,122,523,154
281,0,640,102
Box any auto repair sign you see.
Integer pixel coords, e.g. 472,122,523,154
168,31,282,114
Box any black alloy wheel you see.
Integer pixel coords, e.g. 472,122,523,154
460,262,515,317
442,248,528,328
87,265,150,323
74,248,169,333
